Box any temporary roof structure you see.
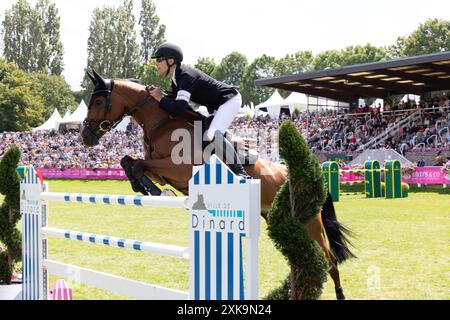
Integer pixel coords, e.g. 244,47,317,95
32,108,62,131
59,100,87,126
113,116,131,132
283,92,308,112
254,90,285,119
61,109,72,122
349,149,412,166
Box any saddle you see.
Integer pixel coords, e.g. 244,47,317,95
121,107,259,197
176,108,258,166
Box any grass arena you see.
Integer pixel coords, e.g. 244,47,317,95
14,179,448,300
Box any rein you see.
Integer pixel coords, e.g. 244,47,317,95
84,80,172,159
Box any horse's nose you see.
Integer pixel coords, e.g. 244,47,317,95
80,125,99,147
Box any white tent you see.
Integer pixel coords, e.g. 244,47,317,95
349,149,412,166
113,116,131,132
59,101,87,125
283,92,308,112
61,109,72,122
57,100,87,130
237,105,255,118
32,108,62,131
254,90,285,119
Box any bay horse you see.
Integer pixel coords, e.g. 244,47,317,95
80,70,355,300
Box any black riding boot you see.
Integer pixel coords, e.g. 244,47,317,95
213,131,251,179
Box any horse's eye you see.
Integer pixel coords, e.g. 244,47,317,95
95,100,102,106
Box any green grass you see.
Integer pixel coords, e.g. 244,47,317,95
7,181,450,299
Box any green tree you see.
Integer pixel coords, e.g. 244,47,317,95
275,51,313,76
311,49,343,71
1,0,33,72
138,0,166,65
275,51,313,98
0,60,44,132
28,72,76,119
35,0,64,75
403,19,450,56
1,0,64,75
194,57,217,76
387,36,407,59
138,59,170,90
212,51,248,87
241,54,277,106
0,145,21,284
116,0,139,78
341,44,386,66
82,1,139,96
311,44,386,71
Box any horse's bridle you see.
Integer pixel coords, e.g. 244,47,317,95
83,79,152,138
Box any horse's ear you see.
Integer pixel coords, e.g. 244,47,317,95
86,71,97,85
92,69,106,88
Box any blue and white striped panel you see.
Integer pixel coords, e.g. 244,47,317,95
60,194,145,206
193,231,245,300
193,155,247,186
21,167,42,300
61,230,144,251
22,200,40,298
23,166,38,185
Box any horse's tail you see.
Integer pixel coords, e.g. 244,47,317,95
321,192,356,264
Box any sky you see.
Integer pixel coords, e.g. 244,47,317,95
0,0,449,91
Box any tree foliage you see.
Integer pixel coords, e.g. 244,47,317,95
241,54,277,106
1,0,64,75
212,51,248,87
388,19,449,59
194,57,217,76
138,0,166,66
0,145,21,284
403,19,450,56
0,60,44,132
312,44,387,71
28,72,76,119
138,59,171,90
82,0,139,95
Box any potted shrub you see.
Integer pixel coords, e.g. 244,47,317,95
0,146,22,300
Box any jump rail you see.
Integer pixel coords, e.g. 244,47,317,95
20,155,261,300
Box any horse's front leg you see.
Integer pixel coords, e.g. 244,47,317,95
134,157,192,182
120,155,165,196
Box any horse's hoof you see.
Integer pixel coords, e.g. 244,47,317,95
131,161,145,179
335,287,346,300
161,189,176,197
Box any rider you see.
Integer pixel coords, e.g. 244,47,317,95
148,42,251,179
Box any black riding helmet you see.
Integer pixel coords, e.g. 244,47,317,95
151,43,183,64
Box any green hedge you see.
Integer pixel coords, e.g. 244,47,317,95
0,145,21,284
265,121,328,300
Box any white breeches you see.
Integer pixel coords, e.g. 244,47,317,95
206,92,242,141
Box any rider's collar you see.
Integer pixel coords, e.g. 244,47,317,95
171,65,177,86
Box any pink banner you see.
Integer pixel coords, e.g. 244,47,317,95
340,168,364,182
403,166,450,185
339,166,449,185
37,168,127,180
36,166,450,185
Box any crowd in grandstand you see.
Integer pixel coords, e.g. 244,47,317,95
0,127,145,169
0,96,449,169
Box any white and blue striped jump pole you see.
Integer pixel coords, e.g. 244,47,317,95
20,155,260,300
